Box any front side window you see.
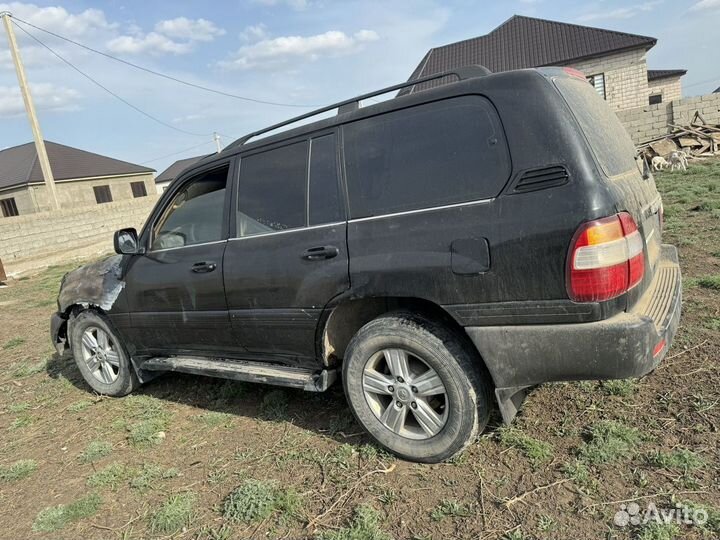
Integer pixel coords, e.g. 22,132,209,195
0,197,19,217
237,141,307,237
153,166,228,250
94,185,112,204
343,96,511,219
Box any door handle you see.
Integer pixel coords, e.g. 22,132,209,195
301,245,339,261
191,261,217,273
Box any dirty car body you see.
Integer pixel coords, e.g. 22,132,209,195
51,65,682,462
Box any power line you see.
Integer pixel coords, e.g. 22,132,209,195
11,15,318,109
13,20,209,138
140,140,214,165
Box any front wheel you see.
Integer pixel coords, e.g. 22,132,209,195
70,310,139,396
342,312,491,463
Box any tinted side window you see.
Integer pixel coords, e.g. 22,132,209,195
343,96,510,218
237,141,307,237
153,166,228,250
309,134,343,226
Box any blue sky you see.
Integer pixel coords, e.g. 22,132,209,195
1,0,719,174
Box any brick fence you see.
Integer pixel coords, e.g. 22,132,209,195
617,93,720,144
0,196,159,277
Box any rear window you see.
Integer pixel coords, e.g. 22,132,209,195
554,77,638,178
343,96,510,218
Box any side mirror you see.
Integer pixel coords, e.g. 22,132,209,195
113,228,144,255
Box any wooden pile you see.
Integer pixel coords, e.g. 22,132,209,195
638,111,720,158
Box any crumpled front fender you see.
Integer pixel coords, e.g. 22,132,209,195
57,255,126,313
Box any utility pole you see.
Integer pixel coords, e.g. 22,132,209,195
213,132,222,153
1,11,60,210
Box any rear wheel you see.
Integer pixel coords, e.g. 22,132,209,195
70,310,139,396
342,312,491,463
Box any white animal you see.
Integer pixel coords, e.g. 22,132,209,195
668,151,687,171
677,150,689,169
651,156,669,171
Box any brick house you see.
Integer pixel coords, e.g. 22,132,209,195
0,141,155,217
402,15,686,111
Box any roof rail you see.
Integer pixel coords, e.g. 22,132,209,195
229,64,492,148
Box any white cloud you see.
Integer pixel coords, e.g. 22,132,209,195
0,2,114,36
0,82,80,116
220,29,380,70
106,32,193,55
252,0,309,10
240,24,269,43
576,1,662,22
689,0,720,10
154,17,226,42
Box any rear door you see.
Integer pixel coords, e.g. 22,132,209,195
223,132,349,364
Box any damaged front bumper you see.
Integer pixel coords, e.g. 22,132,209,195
50,311,68,355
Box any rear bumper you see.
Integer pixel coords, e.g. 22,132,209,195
466,245,681,419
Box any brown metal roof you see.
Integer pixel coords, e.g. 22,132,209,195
647,69,687,81
155,155,207,184
0,140,154,191
401,15,657,95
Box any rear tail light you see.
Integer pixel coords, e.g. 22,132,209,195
567,212,645,302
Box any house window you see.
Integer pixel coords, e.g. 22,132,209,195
131,181,147,198
93,185,113,204
0,198,19,217
587,73,606,99
649,94,662,105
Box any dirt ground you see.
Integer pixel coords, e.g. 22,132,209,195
0,159,718,540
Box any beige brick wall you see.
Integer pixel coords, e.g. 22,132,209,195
616,92,720,144
566,48,650,111
648,77,683,104
17,172,155,214
0,195,159,276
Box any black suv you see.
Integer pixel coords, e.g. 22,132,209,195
51,66,682,463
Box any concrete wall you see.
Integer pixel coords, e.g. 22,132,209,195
617,92,720,144
567,48,650,111
0,195,159,276
0,172,155,215
648,76,683,104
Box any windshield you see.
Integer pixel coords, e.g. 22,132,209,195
554,77,638,178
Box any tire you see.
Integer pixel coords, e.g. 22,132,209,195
342,311,491,463
70,310,140,396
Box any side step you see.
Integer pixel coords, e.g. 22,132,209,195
140,356,337,392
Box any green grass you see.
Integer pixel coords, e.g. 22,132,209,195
562,459,594,490
123,395,171,447
430,499,472,521
0,459,38,482
67,400,93,412
317,505,391,540
87,463,131,490
11,359,47,378
498,427,553,465
223,479,302,524
682,501,720,533
32,493,102,533
577,420,641,464
193,411,233,427
3,337,25,350
647,448,705,473
149,492,196,534
129,463,180,491
636,522,681,540
260,389,289,421
601,379,637,397
79,440,112,463
7,402,30,413
697,275,720,291
9,415,33,430
127,418,168,447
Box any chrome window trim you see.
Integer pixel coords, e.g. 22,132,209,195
146,239,228,254
349,197,495,223
228,221,345,242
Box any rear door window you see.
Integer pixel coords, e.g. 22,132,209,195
308,134,343,226
237,141,308,237
554,77,638,178
343,96,510,219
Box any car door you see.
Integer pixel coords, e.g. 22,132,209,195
124,161,240,355
223,132,349,365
